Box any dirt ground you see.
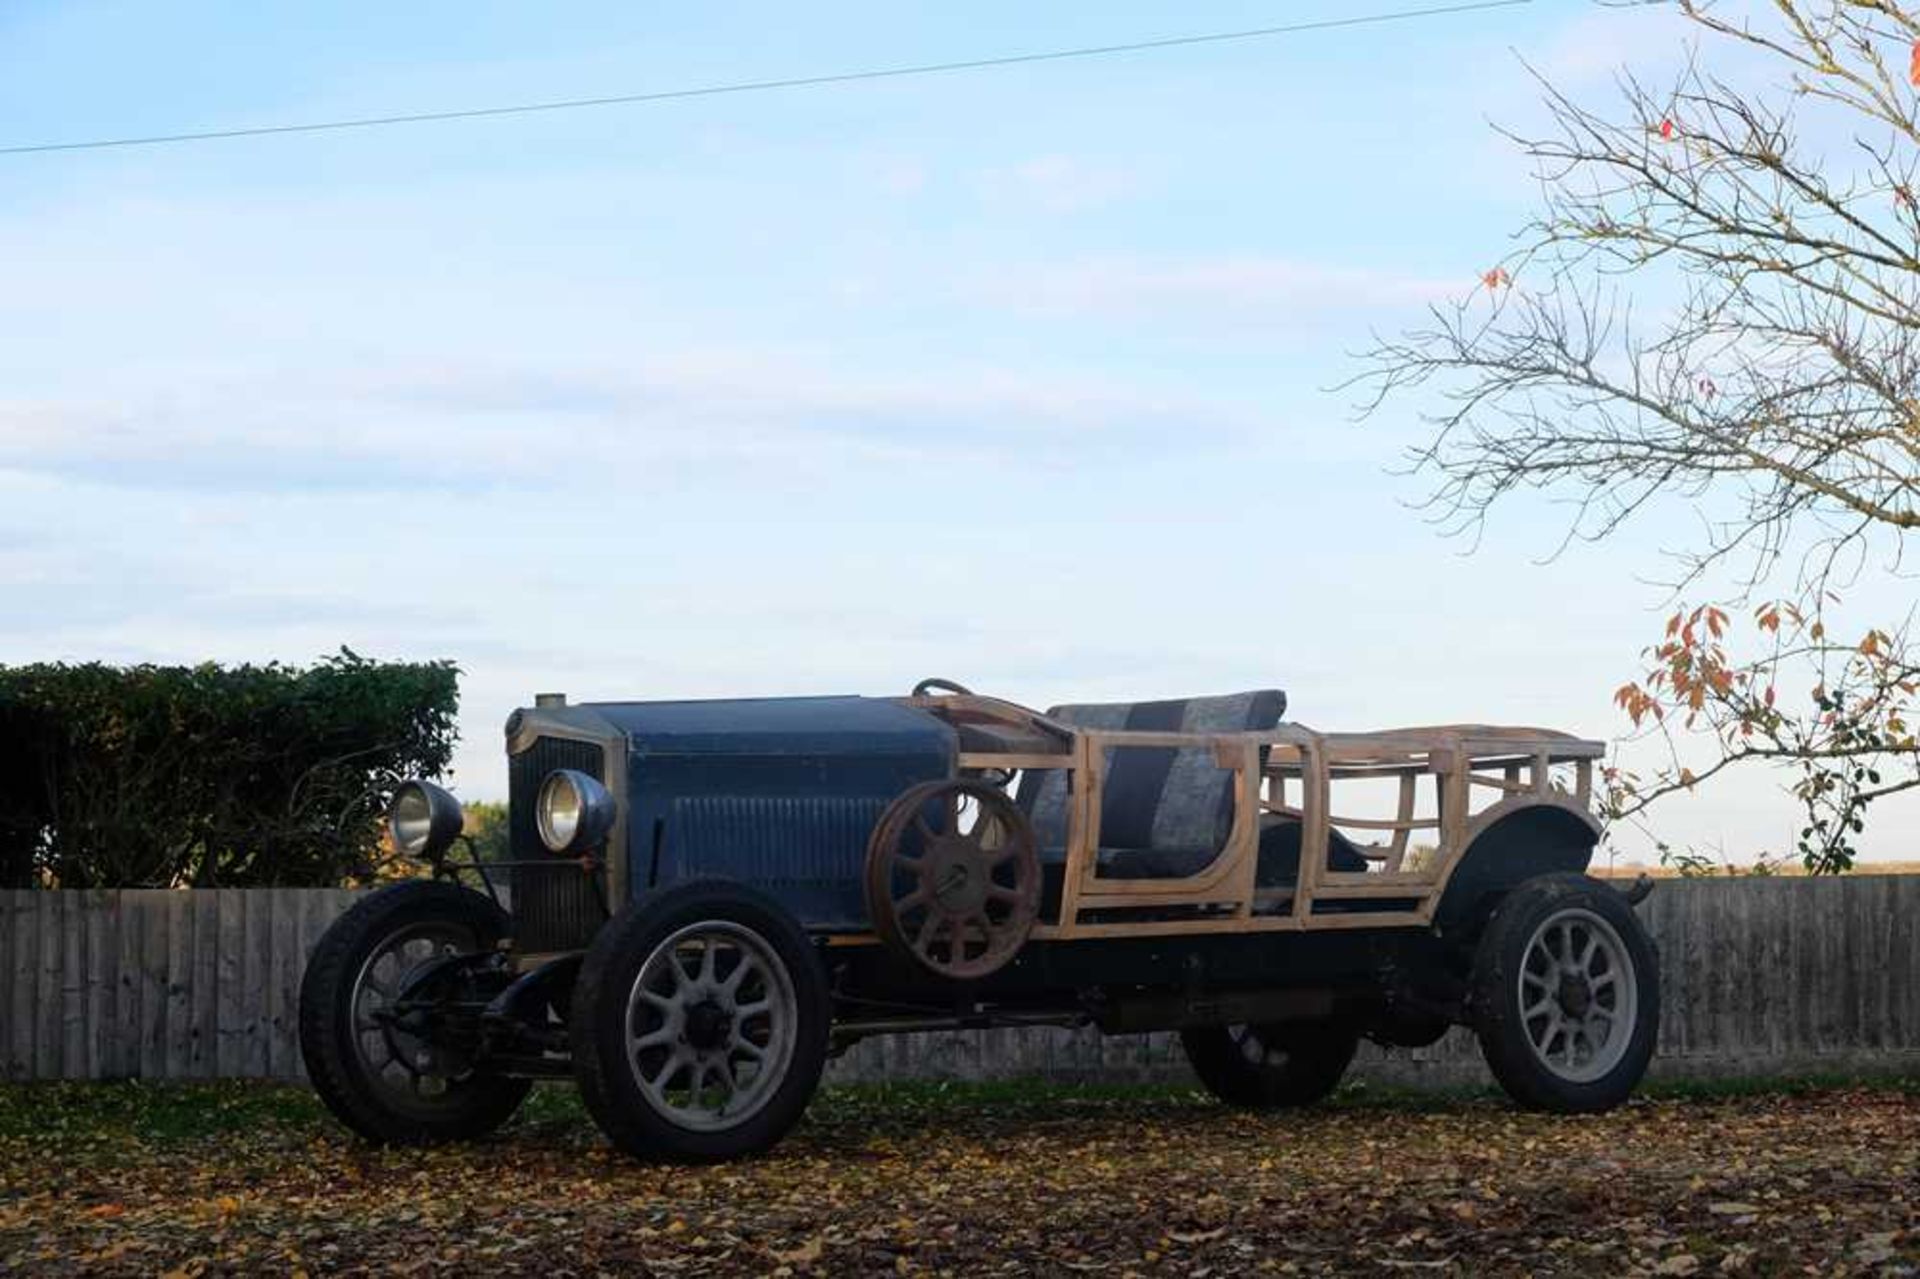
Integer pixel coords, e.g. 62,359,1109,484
5,1080,1917,1276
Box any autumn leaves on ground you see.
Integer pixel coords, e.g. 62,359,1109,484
6,1080,1916,1276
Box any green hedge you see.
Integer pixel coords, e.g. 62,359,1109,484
0,651,459,889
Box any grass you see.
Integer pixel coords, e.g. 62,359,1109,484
2,1070,1914,1150
0,1078,1213,1151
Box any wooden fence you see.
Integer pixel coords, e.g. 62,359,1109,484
3,876,1917,1085
1,890,358,1081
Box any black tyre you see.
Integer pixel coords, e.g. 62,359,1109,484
298,880,531,1144
1181,1019,1360,1108
1469,872,1660,1113
571,879,831,1162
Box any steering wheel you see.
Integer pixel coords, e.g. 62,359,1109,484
910,677,974,698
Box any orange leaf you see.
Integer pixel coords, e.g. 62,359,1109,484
1481,266,1510,290
1909,38,1920,87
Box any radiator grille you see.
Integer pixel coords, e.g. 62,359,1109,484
508,736,609,952
663,794,887,930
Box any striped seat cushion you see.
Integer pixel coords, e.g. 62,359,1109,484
1016,690,1286,855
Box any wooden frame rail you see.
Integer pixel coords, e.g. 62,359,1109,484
901,694,1604,942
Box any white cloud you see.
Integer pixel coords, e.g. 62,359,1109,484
967,254,1460,321
0,348,1274,494
871,155,929,198
1529,3,1700,92
972,154,1143,214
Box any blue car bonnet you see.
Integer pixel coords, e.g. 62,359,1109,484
589,696,958,929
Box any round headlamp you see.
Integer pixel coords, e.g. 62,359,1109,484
389,779,464,860
536,768,615,853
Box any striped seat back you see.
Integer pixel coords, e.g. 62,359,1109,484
1018,690,1286,853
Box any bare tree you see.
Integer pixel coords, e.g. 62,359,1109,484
1353,0,1920,871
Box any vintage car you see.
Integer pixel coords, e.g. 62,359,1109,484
299,680,1660,1161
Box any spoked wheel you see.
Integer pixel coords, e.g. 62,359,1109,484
299,881,530,1144
864,779,1041,980
624,921,796,1130
1180,1019,1360,1108
1516,910,1638,1079
572,879,830,1162
1470,873,1660,1113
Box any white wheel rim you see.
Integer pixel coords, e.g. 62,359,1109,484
1518,907,1637,1084
622,920,798,1133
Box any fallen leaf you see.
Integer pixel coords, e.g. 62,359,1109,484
3,1080,1916,1277
772,1237,825,1265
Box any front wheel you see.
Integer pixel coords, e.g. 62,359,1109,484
1181,1019,1360,1108
1469,873,1660,1113
571,879,831,1162
298,880,531,1144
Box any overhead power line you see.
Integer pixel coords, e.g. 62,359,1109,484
0,0,1531,158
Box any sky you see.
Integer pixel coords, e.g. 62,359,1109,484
1,0,1912,864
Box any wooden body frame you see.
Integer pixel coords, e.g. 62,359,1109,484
897,693,1605,943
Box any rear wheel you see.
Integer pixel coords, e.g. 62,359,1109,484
1469,873,1659,1113
1181,1019,1359,1108
298,880,530,1144
571,879,830,1162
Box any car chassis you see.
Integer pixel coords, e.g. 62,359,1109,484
299,681,1660,1161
